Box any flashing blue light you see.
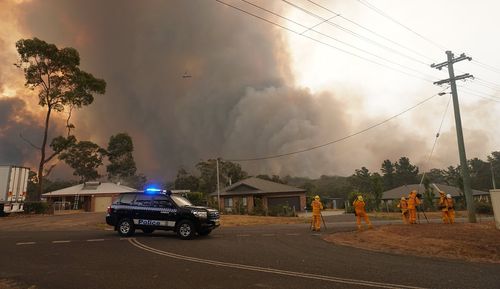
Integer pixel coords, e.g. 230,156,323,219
145,187,162,194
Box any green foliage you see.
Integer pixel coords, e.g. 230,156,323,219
184,192,207,206
381,159,395,189
58,140,106,182
251,198,266,216
350,167,372,193
106,133,137,181
15,37,106,200
475,201,493,215
394,157,419,187
23,202,50,214
174,168,200,191
196,159,247,194
371,173,383,211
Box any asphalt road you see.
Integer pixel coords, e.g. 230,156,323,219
1,222,499,289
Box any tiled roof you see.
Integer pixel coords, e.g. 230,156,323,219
382,183,489,200
209,177,305,196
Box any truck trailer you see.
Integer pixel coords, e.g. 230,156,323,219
0,165,30,215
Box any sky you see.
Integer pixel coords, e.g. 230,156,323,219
0,0,499,183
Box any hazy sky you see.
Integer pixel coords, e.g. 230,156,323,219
0,0,499,182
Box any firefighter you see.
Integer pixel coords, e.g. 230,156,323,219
407,190,421,224
438,191,449,224
353,195,372,230
311,195,324,231
446,194,455,224
397,196,409,224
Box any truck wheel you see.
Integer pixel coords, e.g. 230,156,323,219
176,220,195,240
142,228,155,234
118,219,135,237
198,229,212,236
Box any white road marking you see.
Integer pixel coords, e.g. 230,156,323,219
16,242,36,245
52,240,71,244
129,238,427,289
86,239,105,242
286,233,300,236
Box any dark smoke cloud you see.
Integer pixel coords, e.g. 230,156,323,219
0,97,43,166
2,0,496,181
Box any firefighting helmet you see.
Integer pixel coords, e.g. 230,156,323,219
446,194,452,198
357,195,363,201
314,195,320,200
401,197,406,200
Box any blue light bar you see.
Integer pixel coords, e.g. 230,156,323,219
145,187,162,194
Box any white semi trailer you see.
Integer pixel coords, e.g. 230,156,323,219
0,165,30,215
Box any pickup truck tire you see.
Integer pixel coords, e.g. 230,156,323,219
118,219,135,237
176,219,195,240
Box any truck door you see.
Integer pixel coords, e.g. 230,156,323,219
153,196,177,229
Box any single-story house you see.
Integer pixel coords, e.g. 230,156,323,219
210,177,306,213
42,181,137,212
381,183,490,203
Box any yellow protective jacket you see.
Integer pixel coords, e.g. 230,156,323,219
446,198,454,210
438,195,448,211
397,200,408,211
353,200,366,214
407,193,421,209
311,200,323,215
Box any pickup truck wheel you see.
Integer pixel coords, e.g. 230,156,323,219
142,228,155,234
198,229,212,236
118,219,135,237
176,220,195,240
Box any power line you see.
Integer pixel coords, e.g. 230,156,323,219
283,0,431,66
458,85,500,103
418,93,452,185
244,0,434,79
225,89,447,162
471,59,500,75
306,0,437,64
216,0,434,82
356,0,446,52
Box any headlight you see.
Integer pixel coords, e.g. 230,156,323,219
192,210,207,219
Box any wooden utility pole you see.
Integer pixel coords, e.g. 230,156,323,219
431,51,476,223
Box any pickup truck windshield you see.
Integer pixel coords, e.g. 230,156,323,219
171,195,193,207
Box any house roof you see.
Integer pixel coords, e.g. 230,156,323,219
42,182,137,197
382,183,489,200
209,177,305,196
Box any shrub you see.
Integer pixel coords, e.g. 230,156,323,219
475,201,493,215
23,201,50,214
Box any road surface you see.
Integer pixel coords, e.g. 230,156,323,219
1,221,498,289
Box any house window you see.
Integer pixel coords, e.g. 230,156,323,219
241,197,247,207
224,197,233,207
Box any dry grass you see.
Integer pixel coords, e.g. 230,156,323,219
367,211,468,220
220,214,307,227
324,222,500,264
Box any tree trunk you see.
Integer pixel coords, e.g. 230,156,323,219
35,106,52,201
